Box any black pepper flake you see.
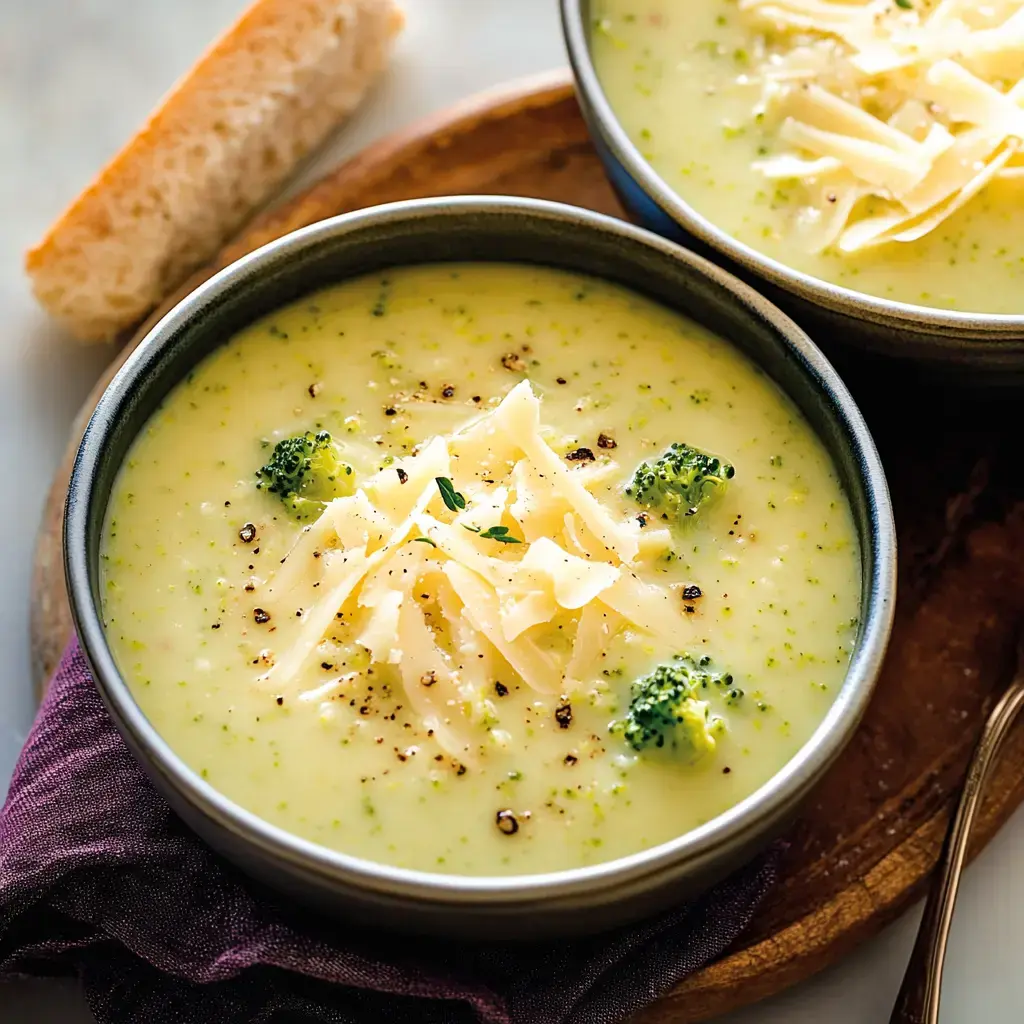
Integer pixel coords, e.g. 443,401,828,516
244,583,255,593
555,702,573,729
211,623,221,630
472,395,481,403
441,384,455,398
239,523,257,544
556,377,567,385
566,447,595,463
308,382,322,398
396,468,409,485
253,608,271,624
682,585,703,600
456,764,467,776
420,671,437,687
321,662,333,670
636,512,651,528
275,696,284,706
597,433,617,449
384,406,397,417
494,681,509,697
722,766,732,774
563,753,578,766
501,352,527,372
495,809,519,835
684,604,696,614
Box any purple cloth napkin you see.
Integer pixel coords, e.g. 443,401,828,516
0,642,778,1024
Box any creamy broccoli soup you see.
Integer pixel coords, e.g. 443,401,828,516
101,263,860,876
592,0,1024,313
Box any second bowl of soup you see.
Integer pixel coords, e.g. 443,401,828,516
563,0,1024,377
66,197,895,935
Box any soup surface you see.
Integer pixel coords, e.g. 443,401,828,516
101,263,860,875
592,0,1024,313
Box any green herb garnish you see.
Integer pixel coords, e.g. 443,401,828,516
435,476,466,511
478,525,522,544
462,524,481,533
412,537,438,548
894,0,912,8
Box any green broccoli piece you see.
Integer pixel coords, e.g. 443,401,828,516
613,655,737,754
256,430,354,520
625,442,734,522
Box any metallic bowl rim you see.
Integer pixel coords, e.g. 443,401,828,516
561,0,1024,342
65,195,896,908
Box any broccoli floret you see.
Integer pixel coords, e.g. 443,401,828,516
256,430,354,520
625,442,734,522
613,655,735,754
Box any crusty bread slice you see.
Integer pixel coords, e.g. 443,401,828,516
25,0,404,343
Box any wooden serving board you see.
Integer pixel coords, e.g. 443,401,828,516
31,70,1024,1022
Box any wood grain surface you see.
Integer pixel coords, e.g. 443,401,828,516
30,70,1024,1023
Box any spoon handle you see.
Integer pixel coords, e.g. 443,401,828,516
890,667,1024,1024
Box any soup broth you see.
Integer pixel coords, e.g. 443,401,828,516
592,0,1024,313
101,263,860,875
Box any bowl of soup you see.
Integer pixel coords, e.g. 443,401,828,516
562,0,1024,379
65,196,895,937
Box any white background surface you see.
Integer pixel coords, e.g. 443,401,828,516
1,1,1020,1020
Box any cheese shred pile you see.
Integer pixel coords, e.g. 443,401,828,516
740,0,1024,252
257,381,683,761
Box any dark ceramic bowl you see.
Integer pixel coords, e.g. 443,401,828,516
65,197,896,938
561,0,1024,383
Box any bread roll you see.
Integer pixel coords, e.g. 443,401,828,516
25,0,404,342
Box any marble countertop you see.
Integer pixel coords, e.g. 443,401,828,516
2,1,1021,1020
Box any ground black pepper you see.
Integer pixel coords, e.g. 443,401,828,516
495,809,519,835
239,523,257,544
253,608,271,624
555,702,572,729
566,447,595,463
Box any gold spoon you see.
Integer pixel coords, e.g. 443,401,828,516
890,630,1024,1024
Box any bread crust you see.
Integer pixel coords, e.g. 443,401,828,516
25,0,404,342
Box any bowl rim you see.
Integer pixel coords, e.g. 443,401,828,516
560,0,1024,337
65,195,896,907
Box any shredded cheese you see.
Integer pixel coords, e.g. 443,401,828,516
739,0,1024,252
257,381,689,756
